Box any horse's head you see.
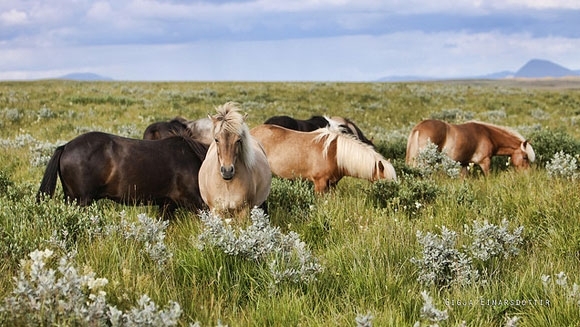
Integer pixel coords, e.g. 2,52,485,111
373,159,397,181
210,102,251,180
511,140,536,170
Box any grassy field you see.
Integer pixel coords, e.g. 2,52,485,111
0,80,579,326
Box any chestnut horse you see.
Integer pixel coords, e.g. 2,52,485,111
198,102,271,219
250,124,396,193
406,119,535,174
37,131,208,216
264,115,374,146
143,117,213,145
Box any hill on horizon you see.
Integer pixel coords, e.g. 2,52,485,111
58,72,113,81
378,59,580,82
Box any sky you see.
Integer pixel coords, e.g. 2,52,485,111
1,0,579,81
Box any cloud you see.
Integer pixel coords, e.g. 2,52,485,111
0,9,27,26
1,0,579,81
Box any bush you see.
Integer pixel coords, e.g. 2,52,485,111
529,128,580,167
367,178,440,215
267,177,315,218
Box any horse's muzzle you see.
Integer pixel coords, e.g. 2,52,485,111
220,165,235,180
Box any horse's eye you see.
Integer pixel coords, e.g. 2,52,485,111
214,138,219,143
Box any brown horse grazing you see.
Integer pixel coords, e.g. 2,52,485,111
250,124,397,193
198,102,271,219
405,119,536,174
37,131,208,216
144,117,213,145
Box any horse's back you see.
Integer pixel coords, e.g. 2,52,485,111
264,115,328,132
250,124,330,182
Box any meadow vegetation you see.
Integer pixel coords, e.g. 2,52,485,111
1,80,580,326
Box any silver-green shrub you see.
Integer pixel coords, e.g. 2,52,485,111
412,227,479,287
106,211,173,266
197,208,323,284
413,220,524,288
467,219,524,261
0,249,182,326
545,151,579,180
413,290,449,326
414,141,461,178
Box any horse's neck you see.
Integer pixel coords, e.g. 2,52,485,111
335,136,376,180
486,125,522,154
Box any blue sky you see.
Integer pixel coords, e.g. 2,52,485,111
1,0,579,81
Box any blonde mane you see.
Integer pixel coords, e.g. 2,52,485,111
313,128,394,180
212,102,256,168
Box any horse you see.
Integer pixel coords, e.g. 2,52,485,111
264,115,374,146
264,115,329,132
143,117,213,145
250,124,396,193
37,131,208,217
198,102,271,219
405,119,536,175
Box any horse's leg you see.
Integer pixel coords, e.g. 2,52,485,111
478,158,491,175
313,178,329,193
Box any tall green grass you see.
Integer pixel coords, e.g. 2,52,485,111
1,80,579,326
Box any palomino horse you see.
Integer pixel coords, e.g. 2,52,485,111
264,115,374,146
198,102,271,218
250,124,396,193
37,131,208,216
143,117,213,145
405,119,536,174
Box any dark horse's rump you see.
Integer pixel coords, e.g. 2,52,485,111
264,115,374,147
143,117,188,140
37,131,208,215
264,115,329,132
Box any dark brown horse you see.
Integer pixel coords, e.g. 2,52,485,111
37,131,208,216
406,119,536,174
264,115,374,146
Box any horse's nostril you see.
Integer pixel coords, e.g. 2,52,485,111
220,166,235,180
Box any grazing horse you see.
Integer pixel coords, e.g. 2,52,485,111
37,131,208,216
144,117,213,145
405,119,536,174
264,115,374,146
198,102,271,219
250,124,396,193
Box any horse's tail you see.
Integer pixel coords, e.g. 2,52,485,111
36,145,65,202
405,128,420,167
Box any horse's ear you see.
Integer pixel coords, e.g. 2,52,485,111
521,140,528,151
378,161,385,174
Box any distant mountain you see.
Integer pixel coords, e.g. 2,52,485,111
58,72,113,81
514,59,578,78
377,59,579,82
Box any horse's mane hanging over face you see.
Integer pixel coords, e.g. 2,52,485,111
212,102,246,136
211,102,256,168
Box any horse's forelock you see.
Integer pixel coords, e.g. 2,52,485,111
213,102,256,168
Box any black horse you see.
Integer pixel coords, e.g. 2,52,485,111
143,116,189,140
264,115,330,132
37,131,208,216
264,115,374,146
